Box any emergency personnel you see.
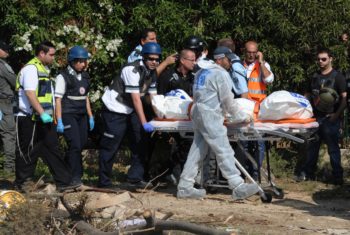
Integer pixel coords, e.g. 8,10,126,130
217,38,248,98
150,49,196,184
157,49,196,96
128,28,176,76
128,28,157,63
200,46,245,186
177,54,259,200
14,41,77,192
299,48,346,185
242,40,274,180
98,42,161,189
0,41,16,174
55,45,94,185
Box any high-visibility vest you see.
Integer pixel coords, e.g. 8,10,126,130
245,61,267,103
16,57,53,117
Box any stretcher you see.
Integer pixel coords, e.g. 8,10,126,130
150,118,319,203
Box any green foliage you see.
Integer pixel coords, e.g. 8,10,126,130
268,145,299,178
1,0,350,99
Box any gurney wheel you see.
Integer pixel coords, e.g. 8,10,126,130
260,192,272,203
272,187,284,199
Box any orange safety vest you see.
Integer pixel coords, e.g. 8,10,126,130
244,61,267,103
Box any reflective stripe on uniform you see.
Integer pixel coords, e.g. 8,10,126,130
67,95,87,100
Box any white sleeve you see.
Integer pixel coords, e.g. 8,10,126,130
262,62,274,84
122,66,141,93
148,80,157,94
22,65,38,91
54,74,66,98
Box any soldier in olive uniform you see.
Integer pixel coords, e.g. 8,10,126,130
0,41,16,174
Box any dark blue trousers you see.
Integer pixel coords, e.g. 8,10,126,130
15,116,72,188
302,117,343,179
98,110,146,187
62,113,88,184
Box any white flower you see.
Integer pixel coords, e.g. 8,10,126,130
56,29,64,36
109,52,114,57
90,90,101,103
23,43,32,51
56,42,65,50
30,25,38,30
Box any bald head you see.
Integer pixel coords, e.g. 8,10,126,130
244,40,258,64
178,49,196,72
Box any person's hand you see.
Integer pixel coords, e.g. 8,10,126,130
89,116,95,131
143,122,154,133
164,53,178,66
256,51,264,64
40,112,53,123
56,118,64,133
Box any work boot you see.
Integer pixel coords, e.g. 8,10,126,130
177,187,206,199
232,183,259,200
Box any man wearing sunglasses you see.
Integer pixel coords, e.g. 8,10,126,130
99,42,161,189
298,48,346,185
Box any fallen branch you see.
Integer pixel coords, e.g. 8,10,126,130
74,215,233,235
75,221,120,235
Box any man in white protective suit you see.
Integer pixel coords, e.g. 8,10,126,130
177,57,260,200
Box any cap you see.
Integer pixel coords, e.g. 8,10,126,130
0,41,11,53
213,46,236,61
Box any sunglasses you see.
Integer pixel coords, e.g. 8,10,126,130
317,57,328,62
145,57,160,62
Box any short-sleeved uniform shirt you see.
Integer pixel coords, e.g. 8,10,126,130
102,60,157,114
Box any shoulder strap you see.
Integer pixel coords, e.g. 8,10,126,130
60,68,76,89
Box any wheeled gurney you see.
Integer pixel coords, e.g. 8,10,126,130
150,118,319,202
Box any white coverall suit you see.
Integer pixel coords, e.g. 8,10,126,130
178,60,251,192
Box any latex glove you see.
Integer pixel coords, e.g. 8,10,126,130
56,118,64,133
143,122,154,133
89,116,95,131
40,112,53,123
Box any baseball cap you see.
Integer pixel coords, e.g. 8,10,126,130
213,46,236,61
0,41,11,53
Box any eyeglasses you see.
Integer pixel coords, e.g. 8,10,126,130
317,57,328,62
145,57,160,62
183,57,196,62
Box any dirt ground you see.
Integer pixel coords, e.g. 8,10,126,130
128,179,350,235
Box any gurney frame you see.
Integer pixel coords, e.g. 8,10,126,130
151,121,318,203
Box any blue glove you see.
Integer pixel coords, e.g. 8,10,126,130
40,112,53,123
56,118,64,133
143,122,154,133
89,116,95,131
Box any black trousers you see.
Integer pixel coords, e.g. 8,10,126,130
62,113,88,184
15,116,72,187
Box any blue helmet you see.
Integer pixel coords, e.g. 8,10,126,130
141,42,162,55
68,45,89,62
